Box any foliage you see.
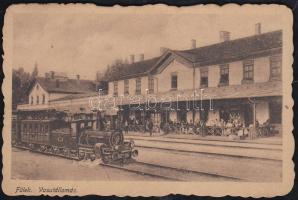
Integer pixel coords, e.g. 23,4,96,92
12,66,38,109
102,58,127,81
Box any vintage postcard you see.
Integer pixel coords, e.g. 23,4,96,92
2,3,294,197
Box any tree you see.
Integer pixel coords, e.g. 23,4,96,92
12,66,37,109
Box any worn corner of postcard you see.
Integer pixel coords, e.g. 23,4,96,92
1,3,295,197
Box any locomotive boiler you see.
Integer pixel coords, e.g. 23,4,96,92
12,109,138,164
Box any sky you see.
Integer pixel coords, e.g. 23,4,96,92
12,6,283,80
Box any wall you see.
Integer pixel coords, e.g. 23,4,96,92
156,59,193,93
169,111,177,121
186,111,193,123
256,101,269,124
108,82,113,97
229,61,243,85
118,80,124,96
254,56,270,83
206,109,220,125
49,93,70,101
208,65,220,87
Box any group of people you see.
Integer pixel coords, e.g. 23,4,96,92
123,117,154,136
119,113,273,139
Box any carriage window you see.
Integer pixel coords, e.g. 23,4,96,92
80,123,85,128
23,124,27,133
29,124,32,133
35,124,38,133
44,125,48,133
71,123,77,137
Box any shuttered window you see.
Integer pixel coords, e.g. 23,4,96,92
200,68,208,87
113,81,118,97
270,54,282,79
219,64,229,86
171,73,178,90
135,78,141,95
124,79,129,95
243,59,254,81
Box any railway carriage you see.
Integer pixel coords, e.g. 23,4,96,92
12,109,138,163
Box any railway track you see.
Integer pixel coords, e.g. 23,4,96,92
135,145,282,163
127,137,282,151
101,160,242,181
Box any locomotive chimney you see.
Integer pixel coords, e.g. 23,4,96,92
160,47,168,55
130,54,135,64
139,54,145,61
191,39,196,49
50,71,55,79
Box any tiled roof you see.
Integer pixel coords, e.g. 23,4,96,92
50,92,98,102
108,57,161,81
176,30,282,66
108,30,282,81
110,81,282,106
35,77,96,94
46,81,282,109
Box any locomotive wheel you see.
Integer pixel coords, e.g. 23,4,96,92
111,151,119,161
78,151,85,161
99,144,109,156
102,155,111,164
94,143,102,158
109,132,124,146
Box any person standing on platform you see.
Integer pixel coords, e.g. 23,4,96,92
148,119,154,136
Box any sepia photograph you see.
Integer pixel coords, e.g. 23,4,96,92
2,4,294,197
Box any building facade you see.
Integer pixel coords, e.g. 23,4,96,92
17,27,283,135
106,29,282,133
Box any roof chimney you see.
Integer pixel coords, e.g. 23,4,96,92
219,31,230,42
160,47,168,55
76,74,80,80
255,23,261,35
191,39,196,49
50,71,55,79
139,54,145,61
45,72,50,79
130,54,135,64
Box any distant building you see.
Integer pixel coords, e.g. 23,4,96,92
17,71,96,110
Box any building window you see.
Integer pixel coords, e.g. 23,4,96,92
200,68,208,88
171,73,178,90
31,96,33,105
113,81,118,97
124,79,129,96
148,76,154,94
36,84,39,90
36,96,39,104
219,64,229,86
135,78,141,95
270,54,282,79
42,94,45,104
243,59,254,82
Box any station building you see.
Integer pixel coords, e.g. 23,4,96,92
17,25,283,134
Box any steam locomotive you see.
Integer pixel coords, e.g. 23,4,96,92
12,109,138,164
